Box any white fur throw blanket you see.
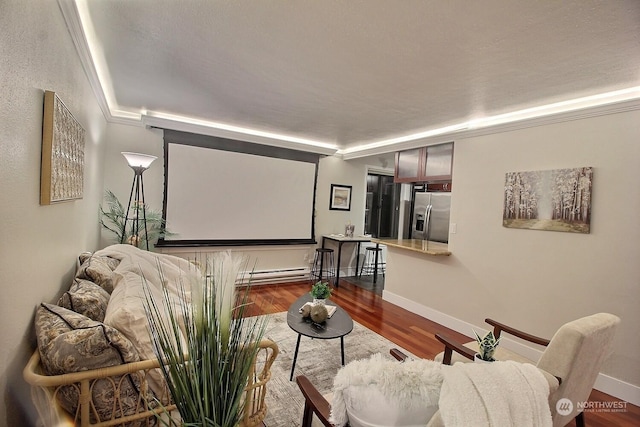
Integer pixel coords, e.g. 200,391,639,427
439,360,552,427
330,353,443,427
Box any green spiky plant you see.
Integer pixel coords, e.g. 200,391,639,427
310,281,332,299
144,252,268,426
100,189,172,249
474,330,501,362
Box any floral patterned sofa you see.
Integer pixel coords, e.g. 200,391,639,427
23,244,279,427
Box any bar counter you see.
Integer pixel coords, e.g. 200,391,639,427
371,238,451,256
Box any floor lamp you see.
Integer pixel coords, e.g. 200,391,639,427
121,152,157,250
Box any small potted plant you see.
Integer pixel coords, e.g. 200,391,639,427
310,281,332,304
473,330,500,362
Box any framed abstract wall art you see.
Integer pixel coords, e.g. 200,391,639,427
503,166,593,233
330,184,352,211
40,91,85,205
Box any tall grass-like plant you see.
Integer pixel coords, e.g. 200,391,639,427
144,252,268,426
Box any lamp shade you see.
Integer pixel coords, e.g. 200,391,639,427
121,152,157,170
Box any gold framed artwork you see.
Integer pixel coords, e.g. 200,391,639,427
503,166,593,233
40,91,85,205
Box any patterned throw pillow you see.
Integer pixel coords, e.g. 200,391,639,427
75,255,119,293
58,279,110,322
35,303,154,424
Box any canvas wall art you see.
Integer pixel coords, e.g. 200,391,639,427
40,91,85,205
503,167,593,234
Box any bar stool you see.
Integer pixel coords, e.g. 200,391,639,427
310,248,336,285
359,246,385,278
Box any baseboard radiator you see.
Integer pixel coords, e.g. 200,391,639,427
238,267,311,285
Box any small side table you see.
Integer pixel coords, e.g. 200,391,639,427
287,293,354,381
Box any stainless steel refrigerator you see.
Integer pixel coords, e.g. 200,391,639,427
411,192,451,243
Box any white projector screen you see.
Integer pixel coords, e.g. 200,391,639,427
161,138,318,245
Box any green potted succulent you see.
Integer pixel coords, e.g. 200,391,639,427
474,330,501,362
310,281,332,303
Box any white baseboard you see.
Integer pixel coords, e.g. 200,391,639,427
382,290,640,406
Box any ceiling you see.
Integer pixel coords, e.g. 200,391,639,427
66,0,640,156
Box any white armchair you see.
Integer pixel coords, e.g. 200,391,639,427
435,313,620,427
297,313,620,427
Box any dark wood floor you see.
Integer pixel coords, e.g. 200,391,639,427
246,280,640,427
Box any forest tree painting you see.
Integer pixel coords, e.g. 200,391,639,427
503,167,593,233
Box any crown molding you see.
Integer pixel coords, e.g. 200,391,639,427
341,97,640,160
58,0,142,126
142,113,338,156
58,0,109,121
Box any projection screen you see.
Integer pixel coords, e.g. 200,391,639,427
159,132,318,246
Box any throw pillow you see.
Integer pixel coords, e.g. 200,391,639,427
35,303,154,424
75,255,118,293
57,279,110,322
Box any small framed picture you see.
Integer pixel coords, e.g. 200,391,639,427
330,184,352,211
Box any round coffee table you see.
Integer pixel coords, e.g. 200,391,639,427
287,293,354,381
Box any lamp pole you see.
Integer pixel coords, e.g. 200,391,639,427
121,152,157,250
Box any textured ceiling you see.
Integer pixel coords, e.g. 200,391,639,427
82,0,640,152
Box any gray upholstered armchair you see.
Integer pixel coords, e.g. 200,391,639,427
296,313,619,427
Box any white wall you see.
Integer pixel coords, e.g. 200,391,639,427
0,2,108,424
315,155,394,276
383,109,640,401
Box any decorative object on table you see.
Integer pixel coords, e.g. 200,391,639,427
345,222,355,237
100,189,171,250
121,152,158,250
503,166,593,234
473,330,500,362
330,184,352,211
310,281,332,303
309,304,329,324
300,304,312,318
40,90,85,205
299,301,337,319
144,251,269,427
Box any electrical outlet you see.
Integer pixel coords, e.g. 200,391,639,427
450,223,457,234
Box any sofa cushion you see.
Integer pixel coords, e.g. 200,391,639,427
75,255,119,293
34,303,152,423
330,353,442,427
57,279,110,322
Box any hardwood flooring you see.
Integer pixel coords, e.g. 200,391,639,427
246,280,639,427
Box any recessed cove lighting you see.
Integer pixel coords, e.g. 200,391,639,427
341,86,640,155
141,111,339,152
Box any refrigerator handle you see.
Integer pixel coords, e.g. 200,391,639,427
425,204,432,241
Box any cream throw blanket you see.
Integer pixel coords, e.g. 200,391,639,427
439,360,552,427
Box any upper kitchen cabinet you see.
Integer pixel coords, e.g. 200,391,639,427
394,142,453,183
394,148,422,182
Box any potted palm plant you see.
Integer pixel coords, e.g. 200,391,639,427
100,189,172,250
144,251,268,426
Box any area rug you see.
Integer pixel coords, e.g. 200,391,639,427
260,311,412,427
